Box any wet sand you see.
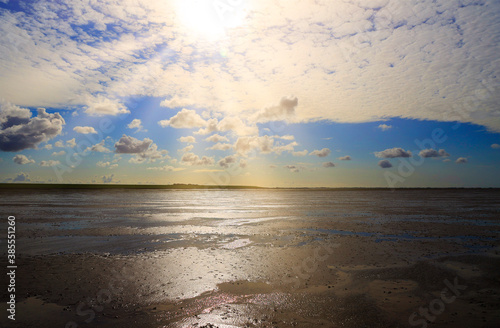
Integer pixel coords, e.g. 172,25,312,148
1,188,500,327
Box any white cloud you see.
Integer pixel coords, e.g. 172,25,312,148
273,141,298,155
234,135,273,156
218,155,237,168
127,119,145,132
378,124,392,131
40,160,61,167
310,148,331,157
205,134,229,143
253,96,298,123
86,140,112,153
1,1,499,131
375,148,412,158
66,138,76,148
323,162,335,168
44,144,53,150
179,145,194,152
419,148,450,158
52,150,66,156
292,150,308,156
178,136,196,143
55,140,64,148
147,165,185,171
456,157,468,164
378,160,392,168
13,154,34,165
85,97,129,116
115,134,167,163
96,161,118,169
275,135,295,141
0,101,64,151
339,155,351,161
207,143,232,151
159,108,206,129
73,126,97,134
181,152,214,166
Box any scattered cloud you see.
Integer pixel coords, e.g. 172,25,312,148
419,149,450,158
253,96,298,123
127,119,146,132
339,155,351,161
44,144,53,150
456,157,468,164
378,160,393,168
234,135,273,156
115,135,167,163
86,140,112,153
85,97,129,116
205,134,229,143
0,101,64,151
375,148,412,158
275,135,295,141
378,124,392,131
218,155,237,168
40,160,61,167
179,145,194,152
52,150,66,156
284,165,302,173
13,154,34,165
102,174,116,184
147,165,185,171
310,148,331,157
66,138,76,148
178,136,196,143
73,126,97,134
96,161,118,169
159,109,206,129
13,172,30,182
181,152,214,166
323,162,335,168
292,150,308,156
207,143,232,151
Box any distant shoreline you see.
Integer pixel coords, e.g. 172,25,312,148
0,183,499,190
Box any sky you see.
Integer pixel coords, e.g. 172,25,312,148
0,0,499,187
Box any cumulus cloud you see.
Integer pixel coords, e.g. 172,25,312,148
273,141,298,155
127,119,145,132
310,148,331,157
73,126,97,134
339,155,351,161
207,143,232,151
323,162,335,168
85,97,129,116
375,148,412,158
178,136,196,143
218,155,237,168
66,138,76,148
40,160,61,167
179,145,194,152
13,154,34,165
234,135,273,156
52,150,66,156
181,152,214,166
284,165,302,173
13,172,30,182
205,134,229,143
492,144,500,149
86,140,112,153
378,124,392,131
0,101,64,151
159,109,206,129
378,160,393,168
292,150,308,156
44,144,53,150
253,96,298,123
115,135,167,163
147,165,185,171
456,157,468,164
419,149,450,158
102,174,115,184
275,135,295,141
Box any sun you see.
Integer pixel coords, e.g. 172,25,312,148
175,0,247,41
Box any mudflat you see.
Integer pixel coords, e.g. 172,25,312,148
1,188,499,327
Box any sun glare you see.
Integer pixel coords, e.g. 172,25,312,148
175,0,247,41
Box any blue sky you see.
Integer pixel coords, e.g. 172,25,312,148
0,0,499,187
